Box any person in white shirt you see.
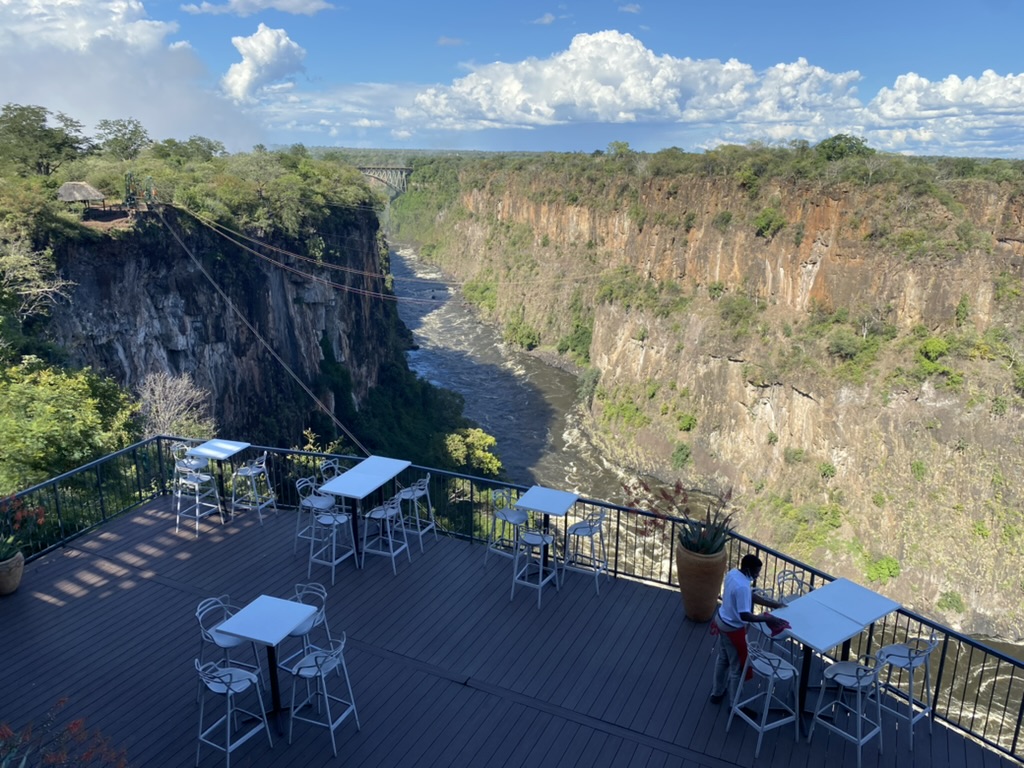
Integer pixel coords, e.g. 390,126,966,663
709,554,786,705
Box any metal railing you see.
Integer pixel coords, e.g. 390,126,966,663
8,436,1024,762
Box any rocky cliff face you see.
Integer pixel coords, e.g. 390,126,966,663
400,167,1024,639
47,206,395,447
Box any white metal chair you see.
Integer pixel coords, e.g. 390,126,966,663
775,570,810,604
485,488,527,563
295,477,336,554
319,458,342,484
279,582,332,673
173,442,207,474
287,636,360,757
231,451,276,523
195,596,264,699
562,509,609,594
308,504,356,585
361,497,410,574
876,631,938,750
176,470,222,536
809,655,883,768
195,659,273,768
726,646,800,758
511,525,560,609
396,475,436,551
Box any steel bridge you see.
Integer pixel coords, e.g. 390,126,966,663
357,166,412,194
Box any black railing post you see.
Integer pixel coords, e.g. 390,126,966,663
96,464,107,522
52,484,65,543
613,507,621,577
933,634,950,723
1010,675,1024,756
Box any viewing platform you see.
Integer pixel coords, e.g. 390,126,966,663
2,438,1022,768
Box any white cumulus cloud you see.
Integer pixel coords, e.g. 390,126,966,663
181,0,333,16
0,0,178,52
406,31,864,135
222,23,307,103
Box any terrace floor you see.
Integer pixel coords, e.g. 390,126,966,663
1,497,1016,768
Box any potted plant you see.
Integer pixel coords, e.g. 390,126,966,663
0,495,45,595
674,503,735,622
624,480,734,622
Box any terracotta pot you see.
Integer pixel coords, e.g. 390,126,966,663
0,550,25,595
675,546,727,622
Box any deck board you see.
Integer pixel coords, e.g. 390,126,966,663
0,498,1018,768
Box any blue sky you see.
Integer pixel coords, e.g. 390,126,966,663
2,0,1023,157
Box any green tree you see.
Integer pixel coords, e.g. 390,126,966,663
815,134,874,162
95,117,150,161
0,103,90,176
0,357,139,492
444,428,502,476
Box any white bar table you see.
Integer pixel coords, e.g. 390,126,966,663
774,578,901,715
514,485,579,569
186,439,252,516
319,456,411,562
217,595,317,718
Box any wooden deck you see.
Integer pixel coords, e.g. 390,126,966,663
1,498,1016,768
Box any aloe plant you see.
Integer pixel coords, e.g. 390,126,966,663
678,503,734,554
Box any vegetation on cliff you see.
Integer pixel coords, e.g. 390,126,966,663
0,104,500,493
389,140,1024,637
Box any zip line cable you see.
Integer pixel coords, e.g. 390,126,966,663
154,206,371,457
187,207,614,294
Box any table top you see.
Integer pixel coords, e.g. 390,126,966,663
319,455,411,500
774,577,901,654
514,485,579,517
800,577,901,626
216,595,317,647
186,439,251,461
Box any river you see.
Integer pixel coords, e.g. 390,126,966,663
390,247,628,503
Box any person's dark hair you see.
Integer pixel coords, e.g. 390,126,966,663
740,554,763,575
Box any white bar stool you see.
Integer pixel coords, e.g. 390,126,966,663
361,498,410,574
485,488,527,562
176,470,222,536
231,451,277,523
876,632,938,750
562,509,609,594
726,646,800,757
808,655,883,768
511,525,559,608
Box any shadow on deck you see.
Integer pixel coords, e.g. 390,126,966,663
1,499,1013,768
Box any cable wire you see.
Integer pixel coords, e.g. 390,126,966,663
154,206,371,456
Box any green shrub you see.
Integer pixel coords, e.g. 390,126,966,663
910,460,927,481
827,328,865,360
503,318,540,350
866,555,901,584
767,431,779,445
712,210,732,231
784,447,805,464
576,367,600,406
677,412,697,431
753,207,786,239
819,462,837,479
462,277,498,313
937,591,966,612
871,491,886,507
919,337,949,362
708,281,726,299
991,395,1008,416
671,442,692,469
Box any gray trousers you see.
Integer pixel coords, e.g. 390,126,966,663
711,614,745,703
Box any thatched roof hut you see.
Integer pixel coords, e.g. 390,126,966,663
57,181,106,204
